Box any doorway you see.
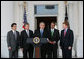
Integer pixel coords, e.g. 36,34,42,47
36,17,57,30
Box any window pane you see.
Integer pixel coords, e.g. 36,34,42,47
34,5,58,15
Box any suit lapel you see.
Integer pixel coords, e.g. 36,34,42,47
63,30,65,38
38,29,41,37
50,29,51,36
65,29,69,37
10,30,15,39
53,29,55,36
10,30,13,35
24,30,29,37
29,30,31,37
42,29,44,37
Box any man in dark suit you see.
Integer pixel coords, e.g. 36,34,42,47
33,22,48,58
60,21,74,58
7,23,20,58
47,22,59,58
20,23,34,58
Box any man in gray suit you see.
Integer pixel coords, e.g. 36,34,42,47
7,23,20,58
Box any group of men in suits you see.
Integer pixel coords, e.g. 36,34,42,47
7,21,74,58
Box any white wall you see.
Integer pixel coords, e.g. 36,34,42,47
76,1,83,57
1,1,14,58
68,1,83,58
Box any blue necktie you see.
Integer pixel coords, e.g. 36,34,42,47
40,30,43,37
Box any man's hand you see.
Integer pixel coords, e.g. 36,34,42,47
47,38,56,44
68,46,72,50
50,41,56,44
49,41,56,44
47,39,53,44
8,47,12,50
47,38,50,42
53,41,56,44
49,41,53,44
47,38,52,43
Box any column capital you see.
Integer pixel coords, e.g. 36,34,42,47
18,1,24,6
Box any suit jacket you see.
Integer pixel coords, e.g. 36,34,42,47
33,29,49,48
7,30,20,51
60,29,74,48
20,30,33,49
48,29,60,48
34,29,48,38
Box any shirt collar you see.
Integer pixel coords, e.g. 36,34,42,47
12,30,16,33
40,29,44,31
64,28,68,32
25,29,29,32
51,28,54,31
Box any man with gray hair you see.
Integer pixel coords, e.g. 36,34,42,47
34,22,49,58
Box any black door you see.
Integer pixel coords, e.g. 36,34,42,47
36,17,57,30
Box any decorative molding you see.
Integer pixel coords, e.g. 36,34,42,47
18,1,24,6
67,1,74,4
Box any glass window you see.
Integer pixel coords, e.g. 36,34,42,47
34,5,58,15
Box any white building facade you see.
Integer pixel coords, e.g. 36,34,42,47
1,1,83,58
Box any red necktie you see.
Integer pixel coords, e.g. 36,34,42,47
64,30,66,37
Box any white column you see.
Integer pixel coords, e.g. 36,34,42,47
68,2,79,57
78,1,83,40
68,1,79,39
1,1,14,36
58,1,65,31
68,2,74,32
1,1,14,58
77,1,83,58
14,2,24,58
58,1,65,57
27,2,35,32
73,2,79,36
14,1,24,32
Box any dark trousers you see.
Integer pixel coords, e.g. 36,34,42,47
23,45,34,58
40,45,47,58
9,49,18,58
62,47,72,58
47,45,57,58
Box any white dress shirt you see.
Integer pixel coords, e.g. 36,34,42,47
51,28,54,32
26,30,29,37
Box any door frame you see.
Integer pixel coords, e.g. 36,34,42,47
34,4,58,30
32,2,65,31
